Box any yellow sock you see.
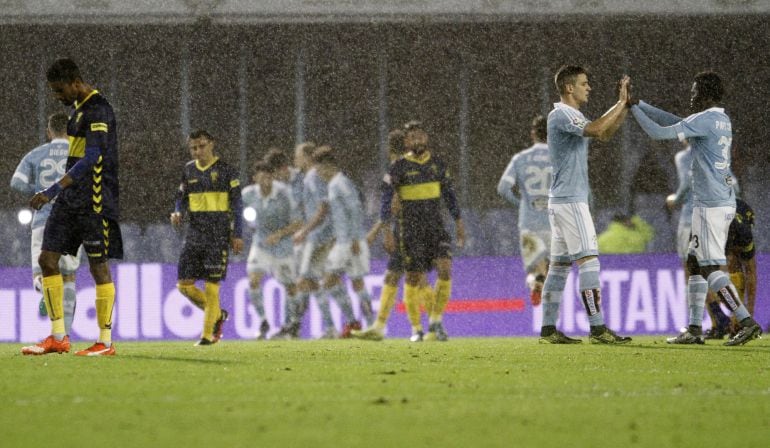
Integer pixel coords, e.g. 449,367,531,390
375,284,398,326
95,283,115,344
729,272,745,300
203,282,221,340
421,285,436,320
177,283,206,310
431,279,452,322
404,284,422,332
42,274,65,335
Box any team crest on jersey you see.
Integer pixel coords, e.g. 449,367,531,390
572,117,587,129
211,171,218,183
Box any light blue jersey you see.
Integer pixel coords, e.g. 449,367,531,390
327,172,365,243
302,167,334,243
632,102,735,208
547,103,591,204
672,146,694,226
10,139,69,229
287,167,304,214
242,180,300,258
497,142,552,232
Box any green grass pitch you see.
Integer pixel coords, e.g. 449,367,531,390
2,337,769,448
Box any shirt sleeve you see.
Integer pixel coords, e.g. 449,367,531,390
631,105,680,140
439,163,461,220
637,101,683,126
496,156,520,206
84,104,112,150
174,170,188,213
229,171,243,238
10,154,35,194
552,108,588,137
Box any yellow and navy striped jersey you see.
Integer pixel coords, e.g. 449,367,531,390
727,198,754,260
58,90,119,219
176,158,243,245
382,151,460,227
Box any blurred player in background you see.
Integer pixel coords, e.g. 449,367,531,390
352,129,435,341
242,161,302,340
497,114,552,306
23,58,122,356
539,65,632,345
292,142,343,338
171,130,243,346
314,146,373,336
11,112,81,335
380,120,465,342
264,148,306,339
703,198,756,339
631,71,762,346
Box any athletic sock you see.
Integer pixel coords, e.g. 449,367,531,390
202,282,221,340
578,259,603,326
42,274,65,339
329,284,355,322
375,284,398,326
177,283,206,310
542,265,569,327
707,271,750,321
248,287,265,321
62,280,77,335
95,282,116,346
404,283,422,332
315,292,335,330
430,279,451,323
687,275,708,329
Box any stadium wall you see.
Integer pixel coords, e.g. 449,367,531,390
2,254,768,342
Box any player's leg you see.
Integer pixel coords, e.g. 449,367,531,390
321,242,358,337
176,244,206,310
202,246,230,345
59,245,83,336
404,271,425,341
520,230,549,306
424,257,451,342
348,239,373,324
248,270,269,339
351,269,402,340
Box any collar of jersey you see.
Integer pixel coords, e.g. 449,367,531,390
74,90,99,110
404,151,431,164
195,156,219,171
50,138,69,144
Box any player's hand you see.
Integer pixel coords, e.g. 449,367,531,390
265,232,281,246
170,212,183,227
665,194,677,210
390,195,402,216
351,239,361,256
29,192,50,210
455,219,466,249
617,75,631,104
231,237,244,255
293,229,308,244
382,228,396,254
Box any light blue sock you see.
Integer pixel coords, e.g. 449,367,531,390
315,292,335,329
63,280,77,335
687,275,708,327
293,290,310,323
329,285,355,322
707,271,750,321
578,259,604,326
284,292,297,325
357,287,373,321
249,287,265,320
542,265,570,327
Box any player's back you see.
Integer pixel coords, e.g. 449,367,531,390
11,139,70,228
681,108,734,207
243,180,296,256
511,143,551,231
302,167,333,242
547,102,590,204
328,172,364,243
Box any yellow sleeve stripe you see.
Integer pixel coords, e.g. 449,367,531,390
68,136,86,157
189,192,230,212
230,179,240,188
398,182,440,201
90,123,108,132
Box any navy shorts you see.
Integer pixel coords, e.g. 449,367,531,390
399,225,452,272
178,242,230,282
42,205,123,263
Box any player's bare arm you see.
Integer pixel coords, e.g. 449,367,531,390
583,75,630,141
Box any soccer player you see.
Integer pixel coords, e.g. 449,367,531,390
22,58,122,356
171,130,244,346
539,65,632,345
666,140,695,266
313,146,374,336
242,160,302,339
704,198,756,339
291,142,342,338
352,129,436,341
497,114,552,306
11,112,82,335
630,71,762,346
380,120,465,342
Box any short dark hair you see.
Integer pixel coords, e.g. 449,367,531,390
554,65,588,95
188,129,214,141
387,129,406,155
531,114,547,141
297,141,316,157
312,145,336,165
48,112,69,135
264,147,289,169
694,71,724,102
46,58,82,83
253,160,274,174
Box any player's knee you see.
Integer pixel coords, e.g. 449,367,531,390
38,252,59,275
405,272,422,286
686,255,701,276
698,264,720,279
384,270,402,285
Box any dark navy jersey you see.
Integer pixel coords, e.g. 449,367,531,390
57,90,119,219
176,158,242,246
383,151,460,228
727,198,754,260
